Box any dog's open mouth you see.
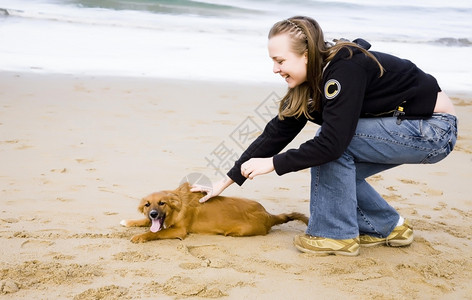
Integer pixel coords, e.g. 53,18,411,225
149,211,166,233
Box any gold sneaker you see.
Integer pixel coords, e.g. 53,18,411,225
293,234,360,256
360,219,414,247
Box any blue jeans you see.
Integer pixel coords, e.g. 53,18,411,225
307,113,458,239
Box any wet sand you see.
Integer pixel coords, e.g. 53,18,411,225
1,72,471,299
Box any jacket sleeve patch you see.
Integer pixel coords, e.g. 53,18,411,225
324,79,341,100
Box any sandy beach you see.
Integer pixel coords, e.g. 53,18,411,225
0,71,471,299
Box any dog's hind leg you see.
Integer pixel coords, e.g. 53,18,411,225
225,224,269,236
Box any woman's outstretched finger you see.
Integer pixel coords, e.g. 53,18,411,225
190,184,211,193
199,194,212,203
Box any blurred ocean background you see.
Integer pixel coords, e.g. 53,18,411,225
0,0,471,92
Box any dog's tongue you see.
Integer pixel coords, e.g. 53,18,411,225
150,219,162,233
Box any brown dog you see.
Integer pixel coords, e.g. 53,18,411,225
120,182,308,243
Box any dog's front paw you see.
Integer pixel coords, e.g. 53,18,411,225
131,233,149,243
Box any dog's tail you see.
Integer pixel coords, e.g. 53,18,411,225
270,212,309,226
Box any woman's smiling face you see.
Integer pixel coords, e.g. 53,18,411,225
268,33,307,88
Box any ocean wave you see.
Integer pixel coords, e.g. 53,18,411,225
433,38,472,47
67,0,260,17
0,0,470,91
0,7,150,30
0,8,12,16
0,5,264,36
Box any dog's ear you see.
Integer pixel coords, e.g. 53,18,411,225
166,193,182,211
176,182,191,193
137,197,149,214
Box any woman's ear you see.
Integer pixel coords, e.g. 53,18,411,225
304,51,308,64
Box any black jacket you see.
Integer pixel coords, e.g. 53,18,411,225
228,39,440,185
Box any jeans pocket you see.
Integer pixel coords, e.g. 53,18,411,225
421,119,445,141
422,120,457,164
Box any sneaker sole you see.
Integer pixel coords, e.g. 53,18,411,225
387,234,414,247
360,241,387,248
294,243,360,256
360,234,414,248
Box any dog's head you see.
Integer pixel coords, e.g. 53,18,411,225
138,190,183,233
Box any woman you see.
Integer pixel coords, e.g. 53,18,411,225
192,16,457,256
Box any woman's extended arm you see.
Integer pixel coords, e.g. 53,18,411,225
192,114,306,202
227,115,307,185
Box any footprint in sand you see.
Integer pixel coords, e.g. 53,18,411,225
186,244,230,269
0,140,19,144
187,244,227,259
453,144,472,154
399,178,422,185
179,262,207,270
162,276,226,298
47,252,75,260
21,239,55,249
1,218,19,224
73,85,92,94
0,280,20,294
433,202,447,211
50,168,67,173
451,207,472,218
71,184,86,191
16,144,33,150
383,194,407,202
366,174,383,183
451,97,472,106
55,197,74,203
75,158,94,164
421,187,444,196
73,285,129,299
113,251,152,262
103,211,118,216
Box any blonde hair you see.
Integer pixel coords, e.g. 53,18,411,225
268,16,384,120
